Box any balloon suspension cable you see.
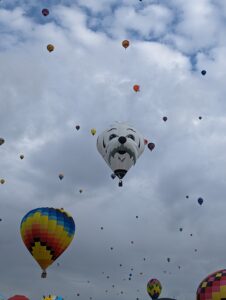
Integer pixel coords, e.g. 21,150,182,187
41,270,47,278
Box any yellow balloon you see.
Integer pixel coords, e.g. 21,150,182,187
91,128,96,136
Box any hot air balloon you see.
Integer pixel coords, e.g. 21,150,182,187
147,278,162,299
59,173,64,180
167,257,170,262
197,269,226,299
133,85,140,92
20,207,75,278
197,197,203,205
20,154,24,159
79,189,83,193
75,125,80,130
0,138,4,146
43,296,64,300
8,296,29,300
97,122,145,186
122,40,130,49
47,44,54,52
201,70,206,76
179,228,183,232
91,128,96,136
0,179,5,184
148,142,155,151
163,116,167,122
42,8,49,16
199,116,202,120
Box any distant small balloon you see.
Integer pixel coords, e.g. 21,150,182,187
59,174,64,180
179,228,183,232
0,179,5,184
47,44,54,52
91,128,96,136
186,195,189,199
79,189,83,193
148,142,155,151
122,40,130,49
163,116,168,122
75,125,80,130
201,70,206,76
198,197,203,205
20,154,24,159
0,138,4,145
133,85,140,92
42,8,49,16
199,116,202,120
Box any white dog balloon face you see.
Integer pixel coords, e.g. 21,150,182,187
97,122,145,179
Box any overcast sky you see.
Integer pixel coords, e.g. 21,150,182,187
1,0,226,299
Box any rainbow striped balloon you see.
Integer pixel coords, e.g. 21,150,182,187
42,296,63,300
20,207,75,278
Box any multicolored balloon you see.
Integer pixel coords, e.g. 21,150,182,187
43,296,63,300
147,278,162,299
197,269,226,299
20,207,75,278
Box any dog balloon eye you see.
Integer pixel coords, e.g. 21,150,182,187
109,134,117,141
127,134,135,141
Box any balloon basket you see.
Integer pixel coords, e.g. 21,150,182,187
118,180,123,187
41,271,47,278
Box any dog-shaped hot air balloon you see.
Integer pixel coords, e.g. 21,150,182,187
97,122,145,186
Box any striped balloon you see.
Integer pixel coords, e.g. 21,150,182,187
20,207,75,278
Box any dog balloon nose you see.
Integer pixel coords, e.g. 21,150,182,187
118,136,126,144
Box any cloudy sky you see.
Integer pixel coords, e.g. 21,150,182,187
1,0,226,299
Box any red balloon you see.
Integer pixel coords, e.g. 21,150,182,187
133,85,140,92
8,296,30,300
148,142,155,151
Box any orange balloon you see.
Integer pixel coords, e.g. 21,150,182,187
133,85,140,92
122,40,130,49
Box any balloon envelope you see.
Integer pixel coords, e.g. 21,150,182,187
47,44,54,52
20,208,75,277
122,40,130,49
133,85,140,92
147,278,162,299
43,296,63,300
8,296,29,300
198,197,203,205
42,8,49,16
0,138,4,145
97,122,145,179
148,142,155,151
197,269,226,299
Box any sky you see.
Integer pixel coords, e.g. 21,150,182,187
1,0,226,299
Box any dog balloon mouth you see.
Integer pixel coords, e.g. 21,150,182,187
118,150,126,155
108,146,136,164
